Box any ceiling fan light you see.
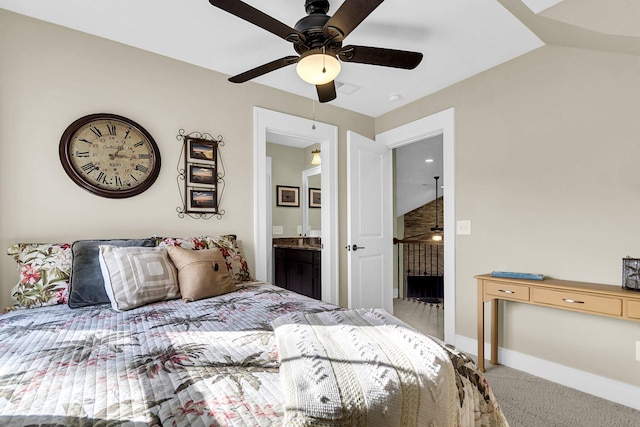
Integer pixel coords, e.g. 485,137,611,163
296,51,341,85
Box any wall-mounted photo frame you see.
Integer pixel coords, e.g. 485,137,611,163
188,164,216,188
187,137,217,165
309,188,321,208
188,188,217,213
277,185,300,207
176,129,225,220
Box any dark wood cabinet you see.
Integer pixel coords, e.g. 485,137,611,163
273,247,321,300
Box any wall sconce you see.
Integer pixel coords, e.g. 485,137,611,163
296,48,341,85
311,149,321,165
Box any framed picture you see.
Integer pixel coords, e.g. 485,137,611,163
276,185,299,207
187,137,217,165
309,188,321,208
188,164,216,187
188,188,217,213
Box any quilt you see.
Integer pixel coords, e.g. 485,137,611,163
0,283,507,426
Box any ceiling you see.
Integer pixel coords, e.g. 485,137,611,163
0,0,548,118
1,1,638,117
395,135,443,217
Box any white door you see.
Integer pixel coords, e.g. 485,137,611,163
347,131,393,313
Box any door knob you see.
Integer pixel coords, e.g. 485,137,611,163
351,244,365,251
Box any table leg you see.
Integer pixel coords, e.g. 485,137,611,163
477,282,485,372
491,299,499,365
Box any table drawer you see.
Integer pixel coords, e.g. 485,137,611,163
485,281,530,301
532,288,622,316
627,300,640,320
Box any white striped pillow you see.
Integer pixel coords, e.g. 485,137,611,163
98,245,179,311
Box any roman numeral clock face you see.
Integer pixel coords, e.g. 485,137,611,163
59,114,161,198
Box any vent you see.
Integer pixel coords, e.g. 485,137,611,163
335,80,361,95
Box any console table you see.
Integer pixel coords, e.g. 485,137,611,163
476,274,640,372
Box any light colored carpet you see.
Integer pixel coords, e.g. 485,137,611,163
393,297,444,339
393,298,640,426
482,364,640,427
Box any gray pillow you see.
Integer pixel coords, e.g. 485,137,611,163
68,238,156,308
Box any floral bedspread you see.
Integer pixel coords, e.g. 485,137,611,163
0,283,506,426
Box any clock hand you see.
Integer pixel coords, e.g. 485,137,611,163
108,142,126,160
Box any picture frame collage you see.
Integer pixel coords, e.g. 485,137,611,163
185,136,218,214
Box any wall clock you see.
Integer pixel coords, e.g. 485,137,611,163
59,113,161,198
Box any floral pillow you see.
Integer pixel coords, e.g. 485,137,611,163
205,235,252,284
6,243,72,309
156,235,252,283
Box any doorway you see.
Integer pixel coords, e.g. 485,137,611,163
253,107,339,306
376,107,456,344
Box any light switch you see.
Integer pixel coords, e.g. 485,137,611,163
456,220,471,235
272,226,283,235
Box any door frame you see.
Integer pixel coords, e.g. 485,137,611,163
376,107,456,345
253,107,339,306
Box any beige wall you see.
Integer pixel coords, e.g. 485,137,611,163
378,45,640,386
0,10,373,309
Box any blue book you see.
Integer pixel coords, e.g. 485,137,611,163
490,271,544,281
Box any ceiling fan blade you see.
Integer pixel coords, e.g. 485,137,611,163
316,81,336,103
323,0,384,39
339,45,423,69
228,56,299,83
209,0,305,43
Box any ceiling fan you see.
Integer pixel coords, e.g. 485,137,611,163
208,0,424,103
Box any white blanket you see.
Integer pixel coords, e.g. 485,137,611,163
272,309,460,427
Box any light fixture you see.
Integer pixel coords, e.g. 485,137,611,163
311,149,321,165
296,48,341,85
431,176,443,241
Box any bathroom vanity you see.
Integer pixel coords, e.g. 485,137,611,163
273,238,321,300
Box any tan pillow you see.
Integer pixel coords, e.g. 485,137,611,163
98,246,179,311
167,246,236,302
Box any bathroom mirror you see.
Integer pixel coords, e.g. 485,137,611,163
302,166,321,236
267,142,321,237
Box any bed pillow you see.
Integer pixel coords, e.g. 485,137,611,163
205,235,252,284
156,235,251,283
154,236,209,251
68,238,156,308
167,246,236,302
98,245,179,311
6,243,72,309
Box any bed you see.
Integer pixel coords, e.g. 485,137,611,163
0,236,508,426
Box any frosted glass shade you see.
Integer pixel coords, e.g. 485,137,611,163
311,149,321,165
296,52,341,85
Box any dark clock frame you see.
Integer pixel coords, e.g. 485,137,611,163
59,113,161,199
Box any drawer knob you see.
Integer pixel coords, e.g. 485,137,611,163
562,298,585,304
498,289,515,294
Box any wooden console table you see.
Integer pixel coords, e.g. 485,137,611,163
476,274,640,372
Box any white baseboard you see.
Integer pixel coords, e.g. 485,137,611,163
455,335,640,411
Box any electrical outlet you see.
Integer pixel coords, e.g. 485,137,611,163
456,220,471,235
272,226,283,235
297,226,303,235
636,341,640,362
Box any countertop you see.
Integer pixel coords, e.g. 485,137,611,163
272,237,321,251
